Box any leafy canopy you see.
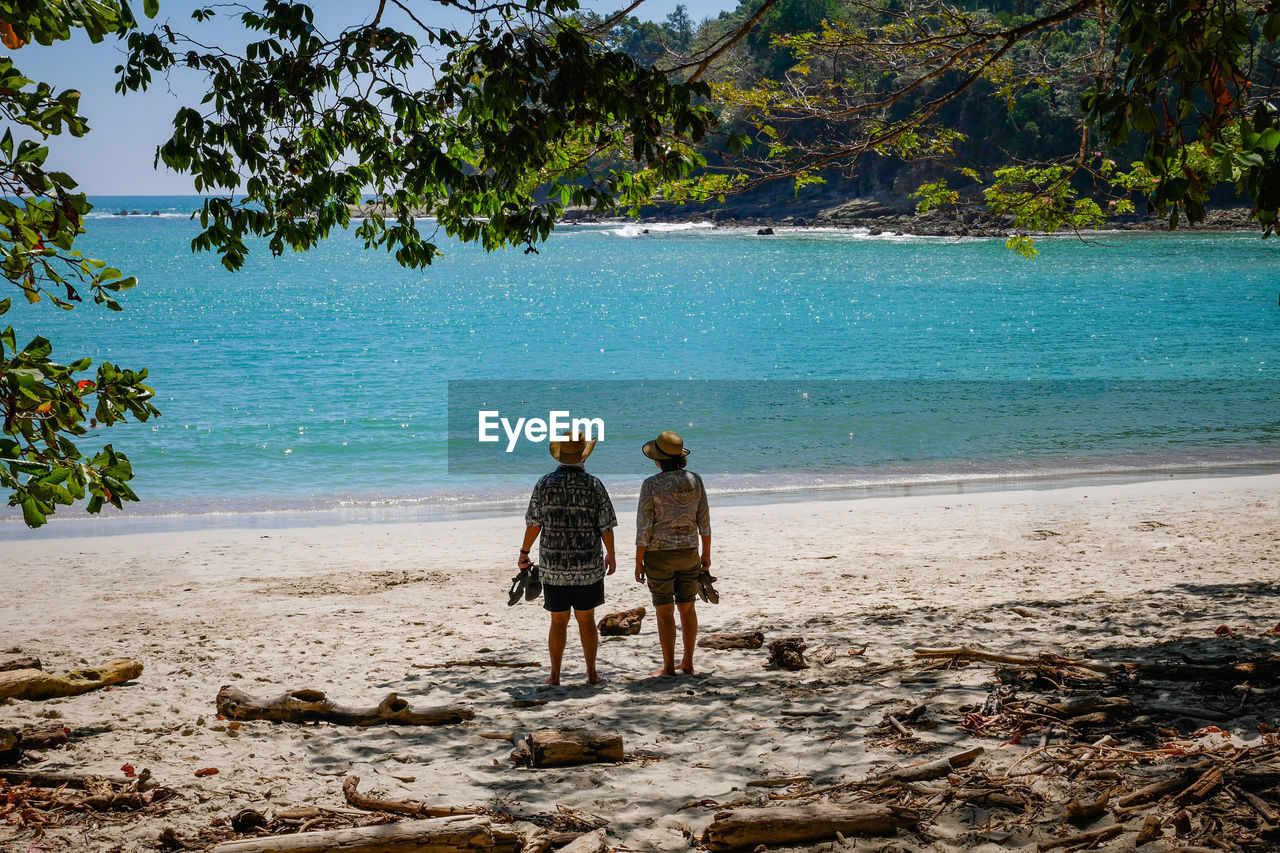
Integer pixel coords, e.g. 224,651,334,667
0,0,159,528
118,0,716,272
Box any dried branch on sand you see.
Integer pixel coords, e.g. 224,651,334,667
216,686,474,726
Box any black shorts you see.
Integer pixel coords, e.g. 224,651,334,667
543,580,605,613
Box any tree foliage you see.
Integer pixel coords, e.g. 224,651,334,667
118,0,715,272
0,0,159,528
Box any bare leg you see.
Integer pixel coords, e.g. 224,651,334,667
676,600,698,674
651,603,677,676
574,609,601,684
544,611,570,685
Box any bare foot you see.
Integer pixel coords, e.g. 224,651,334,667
680,663,696,675
649,667,677,677
586,673,606,685
540,676,560,686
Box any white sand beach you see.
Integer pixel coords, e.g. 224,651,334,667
2,473,1279,851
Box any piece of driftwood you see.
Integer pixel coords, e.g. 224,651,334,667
51,789,167,811
746,776,810,788
1173,767,1224,807
767,638,808,670
887,716,912,737
0,768,134,789
1041,696,1131,718
1115,772,1193,810
702,803,916,851
0,658,142,701
1035,824,1123,851
511,729,624,768
0,656,41,673
18,722,69,750
342,775,481,818
519,831,558,853
0,729,17,765
1066,790,1108,824
521,831,590,853
698,631,765,650
914,647,1114,673
1232,784,1280,823
918,646,1280,683
412,660,539,670
598,607,646,636
808,643,837,666
216,687,474,726
1135,814,1163,845
557,828,607,853
208,815,521,853
886,747,984,784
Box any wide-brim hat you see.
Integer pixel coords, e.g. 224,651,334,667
550,434,596,464
642,430,690,460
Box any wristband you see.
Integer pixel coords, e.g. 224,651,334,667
519,549,530,555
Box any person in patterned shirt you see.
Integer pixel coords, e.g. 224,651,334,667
634,430,711,676
518,433,617,685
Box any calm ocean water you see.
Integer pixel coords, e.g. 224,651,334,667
2,195,1279,534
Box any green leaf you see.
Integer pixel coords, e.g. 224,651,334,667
144,0,160,18
20,498,47,528
19,336,53,360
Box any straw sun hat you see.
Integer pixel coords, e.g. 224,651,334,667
642,430,691,461
549,433,596,464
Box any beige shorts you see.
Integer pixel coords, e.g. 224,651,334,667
644,548,700,606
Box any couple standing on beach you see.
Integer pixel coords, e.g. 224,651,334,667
516,430,712,685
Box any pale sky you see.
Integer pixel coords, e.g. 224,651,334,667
16,0,740,195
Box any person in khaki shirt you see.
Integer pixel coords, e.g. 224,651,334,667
634,430,712,676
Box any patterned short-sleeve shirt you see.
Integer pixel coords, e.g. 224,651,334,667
525,464,617,586
636,469,711,551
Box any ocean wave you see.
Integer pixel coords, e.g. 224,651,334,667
607,222,715,238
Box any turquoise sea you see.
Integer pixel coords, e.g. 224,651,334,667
3,195,1279,535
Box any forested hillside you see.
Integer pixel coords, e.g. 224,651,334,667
576,0,1255,229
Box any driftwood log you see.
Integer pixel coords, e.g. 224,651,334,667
0,656,41,673
557,828,607,853
598,607,646,636
886,747,984,784
0,768,147,789
1036,824,1123,851
0,723,68,766
521,830,596,853
18,722,70,750
702,803,917,851
0,658,142,701
208,815,521,853
699,631,765,650
216,687,474,726
413,660,539,670
511,729,624,768
0,729,17,765
767,638,808,670
916,645,1280,684
342,775,481,818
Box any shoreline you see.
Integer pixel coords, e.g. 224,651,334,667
3,461,1278,541
80,195,1267,238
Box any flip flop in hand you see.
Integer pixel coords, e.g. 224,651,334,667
508,570,529,606
525,565,542,601
698,571,719,605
